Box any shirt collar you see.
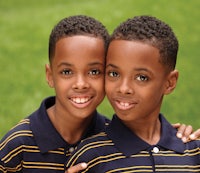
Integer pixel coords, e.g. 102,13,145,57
29,97,67,153
106,114,185,157
157,114,185,153
29,96,108,153
81,111,109,140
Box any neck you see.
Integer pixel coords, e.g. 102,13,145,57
124,117,161,145
47,105,92,144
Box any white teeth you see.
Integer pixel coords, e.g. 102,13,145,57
125,103,129,107
119,102,130,107
72,97,89,104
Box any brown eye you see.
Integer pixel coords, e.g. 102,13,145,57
61,69,73,75
89,69,101,75
108,71,119,77
136,75,148,81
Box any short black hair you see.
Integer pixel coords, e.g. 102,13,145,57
49,15,110,63
111,15,179,71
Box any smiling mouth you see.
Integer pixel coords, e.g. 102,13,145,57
115,100,137,110
70,97,91,104
119,101,130,107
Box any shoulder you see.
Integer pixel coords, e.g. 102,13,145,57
181,138,200,159
186,138,200,149
0,118,33,157
90,112,110,135
96,112,110,125
66,132,114,167
1,118,32,142
81,131,111,147
0,117,37,171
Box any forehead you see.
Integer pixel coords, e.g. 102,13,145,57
52,36,105,66
106,40,165,73
55,36,104,54
107,40,160,61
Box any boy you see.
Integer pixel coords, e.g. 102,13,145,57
0,14,198,173
66,16,200,172
0,15,110,172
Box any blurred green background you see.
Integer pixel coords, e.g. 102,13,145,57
0,0,199,138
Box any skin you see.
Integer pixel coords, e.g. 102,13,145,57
46,36,105,144
65,40,200,173
105,40,178,145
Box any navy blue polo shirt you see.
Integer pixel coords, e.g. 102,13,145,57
0,97,110,173
67,114,200,172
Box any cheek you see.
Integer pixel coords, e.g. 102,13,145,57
96,84,106,102
140,86,164,105
98,79,105,93
92,78,105,92
54,77,72,92
105,81,114,96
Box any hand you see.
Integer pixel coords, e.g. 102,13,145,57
173,123,200,143
65,163,87,173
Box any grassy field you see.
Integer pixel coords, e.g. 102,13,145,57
0,0,199,138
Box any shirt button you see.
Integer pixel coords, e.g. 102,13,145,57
69,147,75,153
153,146,159,153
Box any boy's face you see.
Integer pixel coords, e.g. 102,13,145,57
105,40,178,124
46,36,105,119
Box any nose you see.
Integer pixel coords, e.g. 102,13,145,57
72,75,89,90
118,78,133,94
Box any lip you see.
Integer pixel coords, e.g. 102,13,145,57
69,95,93,108
114,98,138,111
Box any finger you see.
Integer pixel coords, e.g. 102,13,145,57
189,128,200,140
66,163,87,173
181,125,193,143
172,123,181,129
176,124,186,139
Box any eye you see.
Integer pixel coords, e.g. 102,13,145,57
61,69,73,75
108,71,119,77
89,69,101,75
136,74,148,81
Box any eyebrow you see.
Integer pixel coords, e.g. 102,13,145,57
106,64,152,73
106,64,148,71
57,62,72,68
106,64,118,69
57,62,104,68
134,67,150,72
88,62,104,66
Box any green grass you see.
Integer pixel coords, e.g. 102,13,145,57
0,0,199,138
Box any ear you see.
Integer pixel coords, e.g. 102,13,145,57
45,64,54,88
164,70,179,95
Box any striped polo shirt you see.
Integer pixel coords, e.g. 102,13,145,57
67,114,200,173
0,96,110,173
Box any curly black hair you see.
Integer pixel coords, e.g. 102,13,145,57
111,15,179,71
49,15,110,62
